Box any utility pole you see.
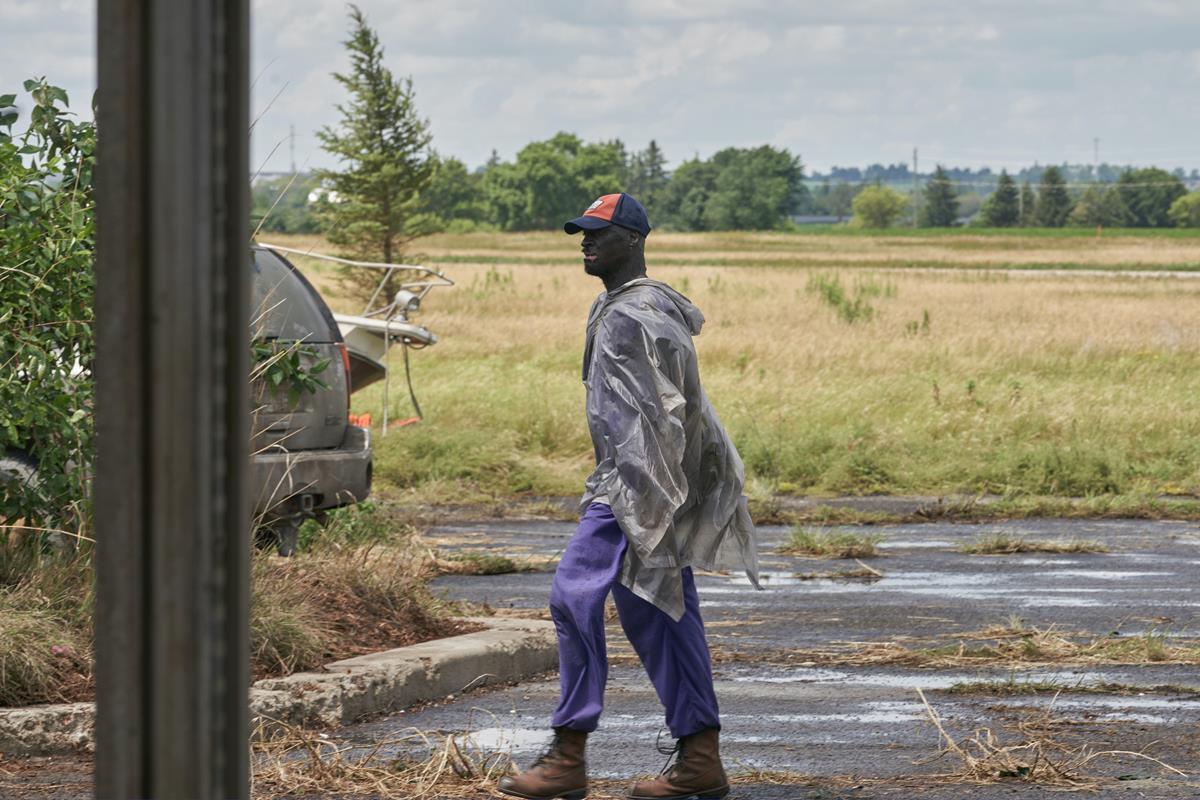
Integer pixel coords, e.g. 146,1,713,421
95,0,250,797
911,147,919,228
290,123,296,174
1093,137,1103,238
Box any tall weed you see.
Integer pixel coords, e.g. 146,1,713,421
804,272,897,323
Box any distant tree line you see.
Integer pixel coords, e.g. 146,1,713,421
254,135,809,234
972,165,1191,229
818,161,1200,187
413,134,809,233
839,163,1197,230
254,147,1200,236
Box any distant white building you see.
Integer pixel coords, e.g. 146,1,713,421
789,214,846,225
307,186,341,205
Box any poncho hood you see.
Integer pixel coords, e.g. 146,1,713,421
582,278,704,382
623,278,706,336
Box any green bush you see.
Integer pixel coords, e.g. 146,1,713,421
0,80,95,531
1168,191,1200,228
851,185,908,229
296,501,395,551
1118,167,1186,228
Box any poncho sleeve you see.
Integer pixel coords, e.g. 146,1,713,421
589,303,690,565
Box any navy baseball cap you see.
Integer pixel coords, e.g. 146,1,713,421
564,193,651,236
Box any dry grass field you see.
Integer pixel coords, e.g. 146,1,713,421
261,230,1200,506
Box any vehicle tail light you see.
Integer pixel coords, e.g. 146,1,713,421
338,343,352,414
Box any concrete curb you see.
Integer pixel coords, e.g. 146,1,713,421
0,616,556,757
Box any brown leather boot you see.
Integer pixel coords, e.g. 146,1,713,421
628,728,729,800
497,727,589,800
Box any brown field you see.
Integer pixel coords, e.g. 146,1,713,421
260,230,1200,505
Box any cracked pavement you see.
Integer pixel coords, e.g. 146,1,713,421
343,517,1200,798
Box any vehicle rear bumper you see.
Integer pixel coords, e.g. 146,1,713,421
250,425,372,518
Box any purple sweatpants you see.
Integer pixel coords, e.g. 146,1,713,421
549,503,721,738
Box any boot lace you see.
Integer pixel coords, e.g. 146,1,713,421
531,729,566,768
654,729,686,777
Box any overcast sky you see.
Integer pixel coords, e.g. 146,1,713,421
4,1,1199,174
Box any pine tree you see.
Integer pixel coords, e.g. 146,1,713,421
1068,185,1129,228
1019,181,1037,226
608,138,630,187
317,4,434,295
920,165,958,227
628,140,669,220
1035,166,1073,227
981,169,1019,227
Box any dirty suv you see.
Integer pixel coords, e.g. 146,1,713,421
249,244,371,555
1,245,371,554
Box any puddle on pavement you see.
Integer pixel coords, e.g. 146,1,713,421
729,571,807,586
722,704,926,726
1016,696,1200,710
724,666,1167,692
1030,570,1172,580
453,716,912,759
983,697,1200,726
1093,713,1170,724
706,583,866,596
458,727,552,753
720,566,1171,604
743,712,922,725
712,566,1188,608
1019,596,1108,607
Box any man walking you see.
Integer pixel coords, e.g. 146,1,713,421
498,193,760,800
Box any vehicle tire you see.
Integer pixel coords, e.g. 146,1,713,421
1,450,43,528
1,450,41,488
0,450,75,551
270,516,301,557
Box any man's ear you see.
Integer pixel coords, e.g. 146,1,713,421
628,231,641,249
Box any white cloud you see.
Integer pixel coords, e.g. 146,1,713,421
624,0,770,22
975,24,1000,41
3,1,1200,175
828,92,863,113
780,25,850,68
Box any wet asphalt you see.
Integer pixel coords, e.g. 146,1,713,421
341,518,1200,798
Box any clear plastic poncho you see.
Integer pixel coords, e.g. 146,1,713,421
580,277,761,621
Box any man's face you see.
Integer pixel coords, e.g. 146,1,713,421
580,225,631,277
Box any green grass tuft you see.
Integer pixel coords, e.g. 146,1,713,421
956,534,1109,555
780,527,883,558
439,553,528,575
